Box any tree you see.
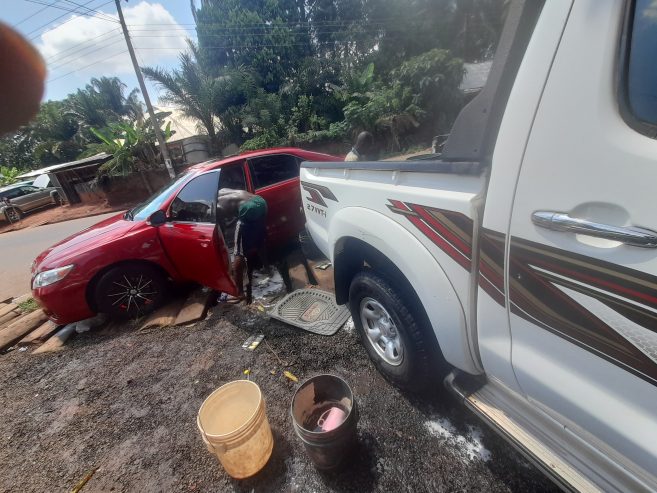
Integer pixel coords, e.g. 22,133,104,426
66,76,143,139
192,0,311,92
143,47,222,151
0,166,21,186
0,76,144,172
86,113,173,177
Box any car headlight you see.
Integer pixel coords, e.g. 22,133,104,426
32,265,74,289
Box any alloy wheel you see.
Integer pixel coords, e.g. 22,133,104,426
359,297,404,366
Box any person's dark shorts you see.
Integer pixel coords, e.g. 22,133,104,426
234,196,267,257
234,217,266,257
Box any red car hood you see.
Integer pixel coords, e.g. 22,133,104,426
33,212,139,272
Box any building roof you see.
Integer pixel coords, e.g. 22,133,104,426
155,106,203,142
17,153,111,179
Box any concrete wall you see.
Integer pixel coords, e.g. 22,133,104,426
102,170,172,207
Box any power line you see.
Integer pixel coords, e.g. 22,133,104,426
47,49,128,82
44,28,120,62
128,17,418,28
130,28,409,39
48,37,125,71
60,0,118,23
14,0,60,27
23,0,119,23
27,0,114,40
135,41,380,51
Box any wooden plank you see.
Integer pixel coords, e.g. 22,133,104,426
12,294,32,305
139,299,185,331
0,310,21,328
0,309,48,351
174,289,212,326
0,303,20,319
18,320,58,345
32,324,76,354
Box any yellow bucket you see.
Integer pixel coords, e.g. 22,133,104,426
197,380,273,479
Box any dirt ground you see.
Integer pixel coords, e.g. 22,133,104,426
0,297,558,493
0,202,126,234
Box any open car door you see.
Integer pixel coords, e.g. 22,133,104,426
157,170,237,295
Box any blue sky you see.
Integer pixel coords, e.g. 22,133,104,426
1,1,197,103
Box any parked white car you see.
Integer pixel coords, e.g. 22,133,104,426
301,0,657,490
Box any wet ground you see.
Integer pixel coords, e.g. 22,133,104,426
0,300,558,492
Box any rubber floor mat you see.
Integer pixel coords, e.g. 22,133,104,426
269,289,350,336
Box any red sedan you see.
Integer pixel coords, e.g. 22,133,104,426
31,148,339,324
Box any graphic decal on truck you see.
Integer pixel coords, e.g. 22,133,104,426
387,200,505,305
388,199,657,386
509,237,657,386
300,181,338,208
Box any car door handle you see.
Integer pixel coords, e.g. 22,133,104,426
532,211,657,248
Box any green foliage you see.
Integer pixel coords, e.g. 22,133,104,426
0,166,21,186
18,298,39,314
0,0,507,174
0,77,143,172
87,112,173,177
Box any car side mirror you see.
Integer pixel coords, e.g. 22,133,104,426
148,210,167,227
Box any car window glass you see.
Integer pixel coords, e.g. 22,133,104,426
218,163,246,190
1,189,22,200
628,0,657,126
131,172,191,221
21,187,39,194
248,155,299,189
170,172,219,223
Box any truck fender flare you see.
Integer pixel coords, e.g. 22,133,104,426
329,207,480,374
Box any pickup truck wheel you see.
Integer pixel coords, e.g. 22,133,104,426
349,270,433,391
95,265,167,320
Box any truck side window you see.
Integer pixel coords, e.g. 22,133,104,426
248,155,298,189
169,172,218,223
627,0,657,127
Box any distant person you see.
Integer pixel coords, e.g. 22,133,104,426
217,189,268,304
344,131,374,162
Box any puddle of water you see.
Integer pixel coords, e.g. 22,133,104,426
425,417,492,462
342,317,355,333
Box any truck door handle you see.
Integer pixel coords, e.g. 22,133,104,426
532,211,657,248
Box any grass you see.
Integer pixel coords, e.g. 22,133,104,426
18,298,39,314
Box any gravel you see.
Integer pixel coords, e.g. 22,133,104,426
0,302,558,492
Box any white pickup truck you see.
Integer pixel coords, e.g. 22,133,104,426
300,1,657,490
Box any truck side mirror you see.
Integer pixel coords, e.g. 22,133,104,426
148,210,167,227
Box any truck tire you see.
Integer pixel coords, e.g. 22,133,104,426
349,270,435,391
95,264,167,320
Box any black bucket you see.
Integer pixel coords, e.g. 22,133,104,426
291,374,358,470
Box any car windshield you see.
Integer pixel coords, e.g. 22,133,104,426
127,173,192,221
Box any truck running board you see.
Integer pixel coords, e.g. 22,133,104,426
444,372,653,493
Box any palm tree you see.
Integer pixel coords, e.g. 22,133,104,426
66,76,144,135
143,44,220,150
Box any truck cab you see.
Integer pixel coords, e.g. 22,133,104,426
301,1,657,490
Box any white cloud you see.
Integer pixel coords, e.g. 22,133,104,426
37,2,188,77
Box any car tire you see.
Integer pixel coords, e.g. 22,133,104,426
95,264,168,320
4,207,22,222
349,270,438,392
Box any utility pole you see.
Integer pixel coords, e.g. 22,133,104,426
114,0,175,179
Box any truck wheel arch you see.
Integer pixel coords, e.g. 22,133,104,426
329,207,480,375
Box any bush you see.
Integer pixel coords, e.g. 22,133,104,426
240,131,285,152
